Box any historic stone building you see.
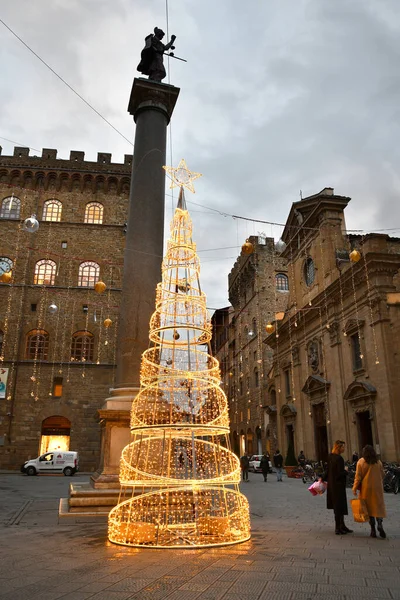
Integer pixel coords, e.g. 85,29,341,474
266,188,400,463
0,146,131,470
212,236,288,457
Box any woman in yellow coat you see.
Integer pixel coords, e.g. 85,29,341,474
352,445,387,538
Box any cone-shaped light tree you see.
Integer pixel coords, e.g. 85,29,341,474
108,162,250,548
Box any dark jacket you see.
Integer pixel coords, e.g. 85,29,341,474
260,455,269,473
240,455,249,469
322,453,348,515
273,453,283,468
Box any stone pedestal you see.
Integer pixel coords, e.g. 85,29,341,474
60,78,180,520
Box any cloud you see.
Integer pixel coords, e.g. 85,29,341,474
1,0,400,306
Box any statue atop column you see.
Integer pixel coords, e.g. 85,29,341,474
137,27,176,82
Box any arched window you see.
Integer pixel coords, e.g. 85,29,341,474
78,261,100,287
26,329,49,360
42,199,62,222
34,259,57,285
84,202,103,224
70,331,94,362
304,258,315,287
0,196,21,219
275,273,289,291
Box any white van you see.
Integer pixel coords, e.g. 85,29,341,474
21,451,79,476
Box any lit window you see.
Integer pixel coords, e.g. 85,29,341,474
304,258,315,287
34,259,57,285
26,330,49,360
78,261,100,287
53,377,63,397
275,273,289,291
43,199,62,222
0,196,21,219
84,202,103,224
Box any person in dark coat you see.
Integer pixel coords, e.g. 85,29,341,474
260,453,270,482
273,449,284,481
240,453,250,482
321,440,353,535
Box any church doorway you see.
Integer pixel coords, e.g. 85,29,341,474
313,403,328,463
40,416,71,454
357,411,373,449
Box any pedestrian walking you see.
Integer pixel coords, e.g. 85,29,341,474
240,453,250,482
260,452,269,482
298,450,306,468
273,449,284,481
352,445,387,538
321,440,353,535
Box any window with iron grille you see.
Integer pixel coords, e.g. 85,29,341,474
84,202,103,224
43,199,62,222
275,273,289,291
34,259,57,285
304,258,315,287
0,196,21,219
70,331,94,362
26,330,49,360
351,333,363,371
78,261,100,287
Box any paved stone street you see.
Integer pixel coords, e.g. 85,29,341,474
0,471,399,600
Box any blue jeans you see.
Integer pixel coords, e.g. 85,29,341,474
276,467,283,481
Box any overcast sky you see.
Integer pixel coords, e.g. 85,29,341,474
1,0,400,308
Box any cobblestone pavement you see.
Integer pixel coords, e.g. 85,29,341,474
0,472,399,600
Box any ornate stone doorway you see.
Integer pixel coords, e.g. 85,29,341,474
357,410,374,449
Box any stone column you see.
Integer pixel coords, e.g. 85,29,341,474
91,79,180,488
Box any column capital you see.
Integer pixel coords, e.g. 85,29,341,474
128,78,180,124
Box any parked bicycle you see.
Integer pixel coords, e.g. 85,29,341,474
383,463,400,494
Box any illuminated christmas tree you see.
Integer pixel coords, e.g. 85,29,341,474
108,161,250,548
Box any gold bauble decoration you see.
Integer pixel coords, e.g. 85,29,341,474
104,318,112,328
349,249,361,263
173,330,180,340
94,280,107,294
241,239,254,255
0,272,12,283
265,322,275,334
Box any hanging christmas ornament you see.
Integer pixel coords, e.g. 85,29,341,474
94,280,107,294
48,303,58,314
265,322,275,334
349,249,361,263
103,318,112,328
22,214,39,233
275,238,287,253
0,272,12,283
173,330,180,340
241,239,254,255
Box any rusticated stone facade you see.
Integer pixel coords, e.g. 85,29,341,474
0,147,131,470
266,188,400,464
212,236,288,458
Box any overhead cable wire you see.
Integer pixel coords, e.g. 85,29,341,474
0,18,133,147
0,135,41,153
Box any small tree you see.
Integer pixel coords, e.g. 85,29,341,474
285,439,297,466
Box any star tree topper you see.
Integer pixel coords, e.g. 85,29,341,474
163,158,202,194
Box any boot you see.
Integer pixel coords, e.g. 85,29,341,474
335,514,345,535
340,516,353,534
377,518,386,539
369,517,377,538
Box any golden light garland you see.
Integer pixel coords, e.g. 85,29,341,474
108,185,250,548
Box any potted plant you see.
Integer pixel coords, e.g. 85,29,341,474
284,440,297,477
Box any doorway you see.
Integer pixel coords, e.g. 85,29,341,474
286,423,294,453
40,415,71,454
313,403,329,463
357,411,373,449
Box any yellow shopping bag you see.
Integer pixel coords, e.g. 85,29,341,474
351,498,369,523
